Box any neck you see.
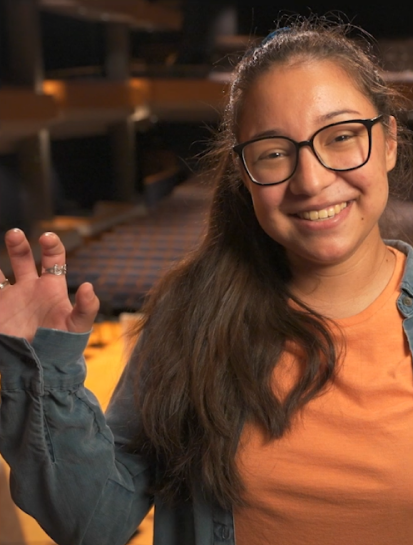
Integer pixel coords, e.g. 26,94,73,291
288,234,396,319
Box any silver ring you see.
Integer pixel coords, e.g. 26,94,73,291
0,278,10,289
43,264,67,276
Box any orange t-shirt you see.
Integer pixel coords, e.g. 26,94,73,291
234,247,413,545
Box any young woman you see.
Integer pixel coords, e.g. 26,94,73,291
1,16,413,545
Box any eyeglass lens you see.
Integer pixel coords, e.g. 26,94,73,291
242,121,370,185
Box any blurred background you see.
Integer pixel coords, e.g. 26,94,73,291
1,1,413,544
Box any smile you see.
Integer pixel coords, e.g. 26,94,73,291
298,202,348,221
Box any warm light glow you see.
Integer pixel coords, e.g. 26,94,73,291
131,105,151,122
43,80,67,103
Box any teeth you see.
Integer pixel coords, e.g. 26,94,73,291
301,202,347,221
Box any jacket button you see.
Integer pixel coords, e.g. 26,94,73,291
214,523,232,541
221,526,231,540
402,295,413,307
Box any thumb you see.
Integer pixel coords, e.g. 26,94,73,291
68,282,100,333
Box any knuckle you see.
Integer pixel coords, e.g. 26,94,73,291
10,242,32,258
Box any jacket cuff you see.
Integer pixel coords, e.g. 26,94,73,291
0,328,91,393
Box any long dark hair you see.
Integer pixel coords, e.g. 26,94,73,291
130,15,413,509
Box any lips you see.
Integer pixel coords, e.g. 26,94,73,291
297,202,348,221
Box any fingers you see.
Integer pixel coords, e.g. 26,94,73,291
68,283,100,333
38,232,67,276
3,230,99,334
5,229,67,282
4,228,38,280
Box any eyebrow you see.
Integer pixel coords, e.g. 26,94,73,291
249,109,363,140
316,109,362,123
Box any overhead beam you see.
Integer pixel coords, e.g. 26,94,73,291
39,0,182,31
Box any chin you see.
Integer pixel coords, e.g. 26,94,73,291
288,241,360,267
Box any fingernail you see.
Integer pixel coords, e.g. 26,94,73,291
85,283,95,299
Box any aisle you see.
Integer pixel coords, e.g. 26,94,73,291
66,177,213,314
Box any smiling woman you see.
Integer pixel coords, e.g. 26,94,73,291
1,14,413,545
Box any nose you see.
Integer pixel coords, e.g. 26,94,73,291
288,145,336,197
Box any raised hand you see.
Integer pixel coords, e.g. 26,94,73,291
0,229,99,342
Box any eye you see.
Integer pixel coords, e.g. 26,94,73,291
333,132,354,142
258,149,286,161
249,140,294,164
320,124,366,148
325,130,358,146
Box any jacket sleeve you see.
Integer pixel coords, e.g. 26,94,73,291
0,327,154,545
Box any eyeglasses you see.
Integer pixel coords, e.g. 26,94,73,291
233,115,383,186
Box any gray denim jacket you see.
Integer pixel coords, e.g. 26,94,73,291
1,239,413,545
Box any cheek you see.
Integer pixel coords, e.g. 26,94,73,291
248,186,289,238
350,167,389,221
248,185,286,213
349,145,390,197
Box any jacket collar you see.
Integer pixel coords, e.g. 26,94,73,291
386,239,413,317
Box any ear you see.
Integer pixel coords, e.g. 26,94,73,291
385,115,398,172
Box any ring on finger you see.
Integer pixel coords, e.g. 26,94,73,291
0,278,10,289
42,264,67,276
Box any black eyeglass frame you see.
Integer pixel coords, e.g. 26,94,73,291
233,115,384,186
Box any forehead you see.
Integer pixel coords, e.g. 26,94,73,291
237,59,375,141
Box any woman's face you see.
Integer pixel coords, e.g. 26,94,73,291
237,59,397,270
